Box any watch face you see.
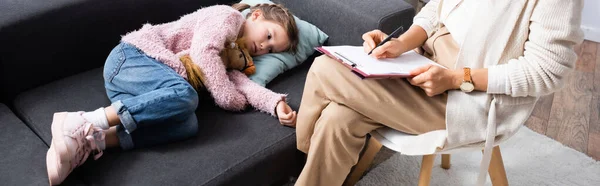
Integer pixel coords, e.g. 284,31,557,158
460,82,475,92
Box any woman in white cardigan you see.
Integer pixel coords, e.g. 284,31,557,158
293,0,584,185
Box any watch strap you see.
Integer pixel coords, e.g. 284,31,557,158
463,67,472,83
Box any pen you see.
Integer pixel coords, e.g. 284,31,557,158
367,26,404,55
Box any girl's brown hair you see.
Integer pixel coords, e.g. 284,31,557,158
232,3,299,54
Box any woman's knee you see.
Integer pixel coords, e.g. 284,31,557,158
318,103,360,134
307,55,351,89
308,55,338,78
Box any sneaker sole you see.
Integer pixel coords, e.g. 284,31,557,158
51,112,70,164
46,143,61,185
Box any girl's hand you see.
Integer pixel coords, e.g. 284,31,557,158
407,64,462,97
276,100,296,127
362,29,407,59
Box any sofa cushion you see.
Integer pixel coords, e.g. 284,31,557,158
12,55,314,185
0,103,85,185
13,68,111,144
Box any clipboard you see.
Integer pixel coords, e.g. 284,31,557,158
315,45,443,79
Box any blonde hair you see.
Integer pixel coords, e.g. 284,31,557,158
232,3,299,54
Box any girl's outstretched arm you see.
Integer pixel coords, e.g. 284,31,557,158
190,6,247,110
227,70,286,117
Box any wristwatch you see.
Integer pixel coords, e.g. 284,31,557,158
459,67,475,92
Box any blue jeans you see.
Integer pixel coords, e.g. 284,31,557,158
103,42,199,150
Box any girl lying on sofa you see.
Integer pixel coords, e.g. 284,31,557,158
45,3,299,185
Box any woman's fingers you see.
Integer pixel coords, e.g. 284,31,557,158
409,64,432,76
370,44,386,57
363,41,372,53
371,39,405,59
361,32,376,49
408,66,432,85
370,41,395,58
362,30,387,51
408,73,427,85
363,30,407,59
362,36,376,50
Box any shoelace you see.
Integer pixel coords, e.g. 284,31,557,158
69,123,105,169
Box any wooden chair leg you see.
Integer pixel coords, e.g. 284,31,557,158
344,136,382,186
418,154,435,186
441,154,451,169
487,146,508,186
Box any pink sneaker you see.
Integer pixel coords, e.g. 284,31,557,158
46,112,105,185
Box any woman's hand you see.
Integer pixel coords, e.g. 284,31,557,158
276,100,296,127
362,29,408,59
407,64,463,97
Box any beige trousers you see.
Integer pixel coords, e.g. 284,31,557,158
295,55,447,186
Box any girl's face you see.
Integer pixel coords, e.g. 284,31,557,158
242,10,290,56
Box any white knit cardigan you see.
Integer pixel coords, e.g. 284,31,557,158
392,0,584,185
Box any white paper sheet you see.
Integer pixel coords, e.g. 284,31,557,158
322,45,445,76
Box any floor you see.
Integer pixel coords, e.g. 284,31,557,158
524,40,600,161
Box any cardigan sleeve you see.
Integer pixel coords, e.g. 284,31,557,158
227,70,286,117
412,0,440,37
190,6,248,111
487,0,584,97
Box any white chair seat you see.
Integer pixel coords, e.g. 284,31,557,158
370,127,448,156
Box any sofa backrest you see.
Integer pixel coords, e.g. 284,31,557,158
0,0,237,102
277,0,415,46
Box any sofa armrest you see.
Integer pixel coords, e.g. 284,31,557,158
278,0,415,46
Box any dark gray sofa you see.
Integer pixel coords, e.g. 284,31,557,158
0,0,415,185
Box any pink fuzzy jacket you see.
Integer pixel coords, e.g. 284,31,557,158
121,5,285,116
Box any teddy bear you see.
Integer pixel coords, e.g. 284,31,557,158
180,37,256,91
